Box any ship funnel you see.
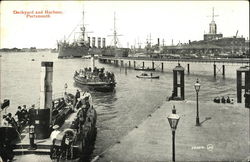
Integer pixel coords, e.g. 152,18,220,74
98,37,101,48
40,62,53,111
92,37,96,48
29,61,53,139
102,38,106,48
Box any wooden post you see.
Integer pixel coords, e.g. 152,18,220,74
213,63,216,78
125,63,127,75
142,62,145,68
222,65,225,77
161,62,164,72
134,61,136,69
187,64,190,74
152,62,154,69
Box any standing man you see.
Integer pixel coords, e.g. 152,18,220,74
21,105,28,124
74,89,81,107
15,106,22,123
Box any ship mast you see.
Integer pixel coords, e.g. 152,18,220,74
81,10,86,42
108,12,122,48
113,12,117,48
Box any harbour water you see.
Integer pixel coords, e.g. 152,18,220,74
0,51,245,159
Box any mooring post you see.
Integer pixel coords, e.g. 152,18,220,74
213,63,216,78
134,61,136,69
187,64,190,74
142,62,145,68
222,64,225,77
125,63,127,75
121,60,123,67
161,62,164,72
152,62,154,69
237,70,242,103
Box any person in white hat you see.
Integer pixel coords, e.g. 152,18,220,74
50,125,60,142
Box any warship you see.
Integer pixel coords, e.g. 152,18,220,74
58,11,129,58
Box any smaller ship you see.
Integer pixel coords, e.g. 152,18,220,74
134,67,156,71
136,73,160,79
74,54,116,92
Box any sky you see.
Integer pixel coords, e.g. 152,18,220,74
0,1,249,48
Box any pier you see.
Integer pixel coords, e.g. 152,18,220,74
99,56,249,77
98,101,249,162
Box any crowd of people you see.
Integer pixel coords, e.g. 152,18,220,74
214,96,234,104
2,105,30,132
74,67,115,83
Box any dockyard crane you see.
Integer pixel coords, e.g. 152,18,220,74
235,30,239,38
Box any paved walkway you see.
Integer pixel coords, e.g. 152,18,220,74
100,100,249,162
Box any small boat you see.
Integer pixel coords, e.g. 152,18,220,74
134,67,155,71
136,73,160,79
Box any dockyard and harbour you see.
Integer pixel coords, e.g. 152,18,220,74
0,50,249,161
1,1,250,162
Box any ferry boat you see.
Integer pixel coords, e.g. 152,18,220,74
0,62,97,162
74,55,116,92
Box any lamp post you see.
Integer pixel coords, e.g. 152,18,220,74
167,107,180,162
194,78,201,126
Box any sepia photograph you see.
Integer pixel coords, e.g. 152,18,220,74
0,1,249,162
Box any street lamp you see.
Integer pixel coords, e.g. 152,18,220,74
167,107,180,162
194,78,201,126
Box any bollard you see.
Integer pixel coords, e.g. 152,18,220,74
213,63,216,78
142,62,145,68
125,63,127,75
222,65,225,77
121,60,123,67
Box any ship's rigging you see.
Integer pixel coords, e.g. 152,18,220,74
108,12,123,48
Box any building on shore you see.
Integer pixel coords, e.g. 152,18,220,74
161,8,249,58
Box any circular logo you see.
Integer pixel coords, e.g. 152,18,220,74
207,144,214,151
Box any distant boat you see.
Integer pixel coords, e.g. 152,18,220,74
134,67,156,71
136,73,159,79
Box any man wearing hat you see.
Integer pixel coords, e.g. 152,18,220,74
50,125,60,142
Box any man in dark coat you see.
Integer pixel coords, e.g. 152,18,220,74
74,89,81,107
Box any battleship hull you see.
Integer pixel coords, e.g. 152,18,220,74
58,46,89,58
